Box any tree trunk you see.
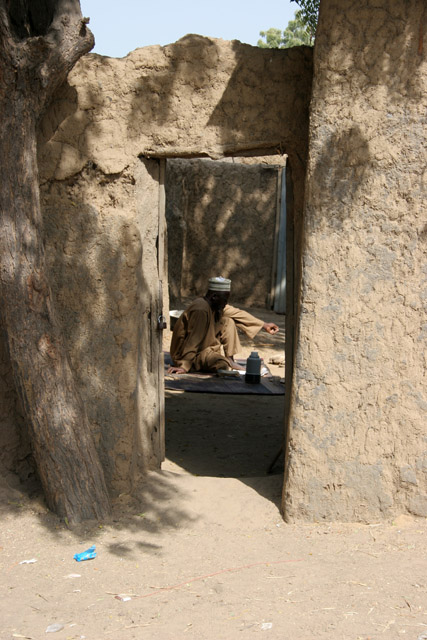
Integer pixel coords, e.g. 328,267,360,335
0,0,111,522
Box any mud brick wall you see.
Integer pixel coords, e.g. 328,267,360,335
166,158,280,308
0,37,312,493
284,0,427,521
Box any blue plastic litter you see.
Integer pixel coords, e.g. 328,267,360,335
73,545,96,562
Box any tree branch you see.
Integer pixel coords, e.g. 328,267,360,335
0,2,94,116
38,0,94,106
0,4,15,64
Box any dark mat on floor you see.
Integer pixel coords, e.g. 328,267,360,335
164,353,284,395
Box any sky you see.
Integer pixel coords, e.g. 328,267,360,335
80,0,299,58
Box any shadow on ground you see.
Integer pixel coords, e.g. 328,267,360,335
164,305,286,508
165,392,284,479
0,307,286,534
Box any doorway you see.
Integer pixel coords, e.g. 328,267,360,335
162,155,287,485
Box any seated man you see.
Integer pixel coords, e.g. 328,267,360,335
168,276,279,374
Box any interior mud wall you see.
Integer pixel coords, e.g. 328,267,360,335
0,37,313,494
166,158,281,308
284,0,427,521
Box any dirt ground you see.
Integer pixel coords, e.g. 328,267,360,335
1,307,426,640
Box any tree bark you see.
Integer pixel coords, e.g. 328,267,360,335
0,0,111,522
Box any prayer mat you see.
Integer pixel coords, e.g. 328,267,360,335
163,353,285,396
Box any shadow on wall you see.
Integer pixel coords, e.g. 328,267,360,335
307,125,371,230
308,1,425,212
166,159,279,308
306,2,425,226
36,80,79,150
129,35,221,130
314,1,425,108
208,40,313,156
306,0,425,227
37,78,159,496
125,34,313,162
41,193,130,491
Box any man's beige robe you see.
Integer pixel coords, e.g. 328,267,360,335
170,297,264,372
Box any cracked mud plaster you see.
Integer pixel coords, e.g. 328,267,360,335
285,0,426,522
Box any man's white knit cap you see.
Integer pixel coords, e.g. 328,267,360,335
208,276,231,292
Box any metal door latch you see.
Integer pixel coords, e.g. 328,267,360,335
157,315,167,330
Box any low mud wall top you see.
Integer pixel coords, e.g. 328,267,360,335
38,35,312,179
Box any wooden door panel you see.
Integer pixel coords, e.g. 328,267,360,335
135,157,165,468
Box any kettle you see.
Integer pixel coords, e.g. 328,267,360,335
245,351,261,384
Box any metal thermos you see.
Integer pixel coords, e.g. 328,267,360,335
245,351,261,384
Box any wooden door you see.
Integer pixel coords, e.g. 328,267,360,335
135,157,166,468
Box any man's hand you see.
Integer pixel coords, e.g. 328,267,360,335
167,366,187,374
227,356,245,371
263,322,279,335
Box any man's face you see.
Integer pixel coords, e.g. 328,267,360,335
211,291,230,311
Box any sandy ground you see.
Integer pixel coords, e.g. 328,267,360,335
1,308,426,639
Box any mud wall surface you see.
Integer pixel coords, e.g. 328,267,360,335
166,159,281,308
284,0,427,521
0,37,313,492
38,164,152,494
38,37,312,177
